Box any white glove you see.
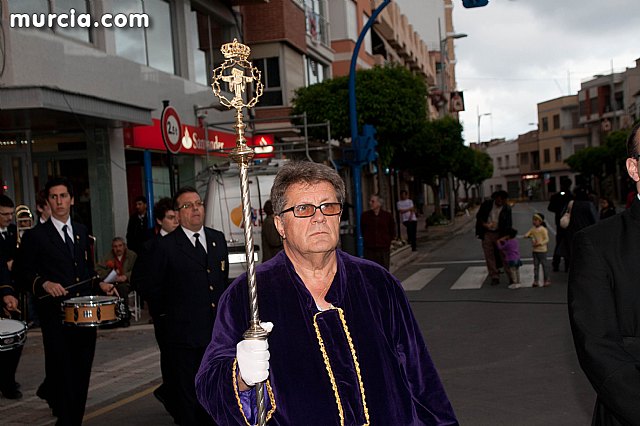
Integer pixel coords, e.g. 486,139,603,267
236,322,273,386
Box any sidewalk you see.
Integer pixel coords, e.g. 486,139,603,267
390,208,477,274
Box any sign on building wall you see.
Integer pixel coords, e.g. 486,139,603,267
123,120,274,158
450,91,465,113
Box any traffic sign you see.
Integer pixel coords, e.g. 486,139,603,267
160,105,182,154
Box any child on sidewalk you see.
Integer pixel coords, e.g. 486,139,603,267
525,212,550,287
497,228,523,289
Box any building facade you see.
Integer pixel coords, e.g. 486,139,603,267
535,95,587,199
0,0,244,256
477,138,520,200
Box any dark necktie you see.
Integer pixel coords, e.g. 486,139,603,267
193,233,207,263
62,224,74,256
0,231,6,240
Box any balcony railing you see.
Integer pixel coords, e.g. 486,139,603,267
306,8,329,47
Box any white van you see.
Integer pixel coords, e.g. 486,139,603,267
204,161,285,280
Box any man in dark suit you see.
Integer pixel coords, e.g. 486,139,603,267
131,197,180,422
149,187,229,426
0,194,23,399
569,123,640,425
126,195,150,255
475,190,512,285
15,177,117,425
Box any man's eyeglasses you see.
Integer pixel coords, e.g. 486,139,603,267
279,202,342,218
177,200,205,210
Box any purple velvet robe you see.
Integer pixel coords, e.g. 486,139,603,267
196,250,458,425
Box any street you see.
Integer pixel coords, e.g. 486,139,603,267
1,201,595,425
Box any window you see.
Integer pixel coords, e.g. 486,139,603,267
9,0,91,43
543,149,550,163
521,152,529,165
542,117,549,132
305,0,328,46
306,56,327,86
255,57,283,106
497,157,502,169
114,0,175,74
553,114,560,129
363,13,372,54
346,0,357,41
555,147,562,162
191,8,236,86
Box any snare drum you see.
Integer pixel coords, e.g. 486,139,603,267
0,318,27,351
62,296,123,327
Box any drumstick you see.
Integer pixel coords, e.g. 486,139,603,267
38,275,99,300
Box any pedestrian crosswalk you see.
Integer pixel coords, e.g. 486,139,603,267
401,264,540,291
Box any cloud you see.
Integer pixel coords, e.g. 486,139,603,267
453,0,640,142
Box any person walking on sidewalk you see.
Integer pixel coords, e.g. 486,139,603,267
497,228,523,289
475,190,512,285
361,194,395,270
524,213,550,287
397,190,418,251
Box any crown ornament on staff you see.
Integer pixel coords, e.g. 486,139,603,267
212,38,264,112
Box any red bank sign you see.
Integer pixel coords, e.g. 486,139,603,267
123,119,274,158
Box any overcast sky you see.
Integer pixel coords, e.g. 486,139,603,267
452,0,640,144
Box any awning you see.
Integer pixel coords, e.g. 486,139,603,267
0,86,153,125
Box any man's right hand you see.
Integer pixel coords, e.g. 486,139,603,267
236,322,273,389
43,281,68,298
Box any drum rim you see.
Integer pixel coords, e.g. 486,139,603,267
62,295,120,307
0,319,28,335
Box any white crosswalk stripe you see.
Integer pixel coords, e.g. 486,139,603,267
400,264,543,291
450,266,486,290
400,268,444,291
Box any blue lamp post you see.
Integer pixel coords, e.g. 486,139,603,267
348,0,389,258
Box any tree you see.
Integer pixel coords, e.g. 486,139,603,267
392,116,465,214
565,128,630,198
291,64,428,166
455,147,493,203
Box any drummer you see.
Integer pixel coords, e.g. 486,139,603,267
0,194,23,399
15,177,116,425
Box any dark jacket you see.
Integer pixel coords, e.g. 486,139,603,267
149,226,229,347
568,196,640,425
548,191,573,227
15,220,97,316
126,213,151,255
475,199,512,240
361,209,395,249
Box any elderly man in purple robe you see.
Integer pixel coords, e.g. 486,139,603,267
196,161,458,425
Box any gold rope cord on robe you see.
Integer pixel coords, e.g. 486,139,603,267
313,307,370,426
232,358,276,426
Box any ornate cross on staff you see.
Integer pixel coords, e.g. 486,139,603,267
211,39,269,426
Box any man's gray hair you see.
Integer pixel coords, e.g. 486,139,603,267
271,161,345,215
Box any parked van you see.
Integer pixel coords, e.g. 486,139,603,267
204,160,285,280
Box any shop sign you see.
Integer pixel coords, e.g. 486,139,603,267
124,119,274,158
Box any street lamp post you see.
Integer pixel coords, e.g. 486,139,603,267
437,20,467,222
438,19,467,118
476,105,491,144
